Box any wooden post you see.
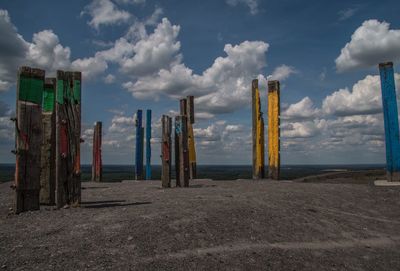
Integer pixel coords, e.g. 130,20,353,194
268,80,280,180
161,115,172,187
145,109,152,180
92,121,102,182
175,115,189,187
55,71,82,208
14,66,44,213
186,96,197,179
40,77,56,205
379,62,400,182
252,79,265,179
135,110,144,180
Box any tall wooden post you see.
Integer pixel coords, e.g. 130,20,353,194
268,80,280,180
252,79,265,179
161,115,172,187
175,115,189,187
186,96,197,179
92,121,102,182
145,109,152,180
55,71,82,208
40,77,56,205
14,66,44,213
135,110,144,180
379,62,400,182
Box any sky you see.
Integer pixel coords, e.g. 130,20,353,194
0,0,400,165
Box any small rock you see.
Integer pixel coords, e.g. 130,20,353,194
127,236,133,241
1,264,6,269
62,205,69,209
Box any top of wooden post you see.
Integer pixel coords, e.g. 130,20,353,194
252,79,258,89
379,62,393,69
268,80,280,92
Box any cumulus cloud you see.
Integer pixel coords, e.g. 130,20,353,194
82,0,131,30
103,74,116,84
282,97,320,120
267,65,297,81
226,0,260,15
322,74,400,116
336,20,400,72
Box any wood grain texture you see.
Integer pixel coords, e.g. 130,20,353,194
92,122,102,182
268,80,280,180
161,115,172,188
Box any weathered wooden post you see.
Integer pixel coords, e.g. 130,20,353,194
14,66,44,213
161,115,172,187
267,80,280,180
40,77,56,205
92,121,102,182
379,62,400,182
55,71,82,208
252,79,265,179
135,110,144,180
186,96,197,179
175,115,189,187
145,109,152,180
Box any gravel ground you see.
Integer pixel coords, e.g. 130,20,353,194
1,175,400,270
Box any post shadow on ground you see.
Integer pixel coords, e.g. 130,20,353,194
82,200,151,209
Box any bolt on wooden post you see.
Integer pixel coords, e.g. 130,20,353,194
186,96,197,179
145,109,152,180
135,110,144,180
55,71,82,208
175,115,189,187
14,66,44,213
92,121,102,182
378,62,400,182
252,79,265,179
161,115,172,188
40,77,56,205
267,80,280,180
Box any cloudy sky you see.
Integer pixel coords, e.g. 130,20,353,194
0,0,400,165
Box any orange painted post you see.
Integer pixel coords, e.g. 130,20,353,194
267,80,280,180
186,96,197,179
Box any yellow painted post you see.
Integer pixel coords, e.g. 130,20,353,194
268,80,280,180
252,79,265,179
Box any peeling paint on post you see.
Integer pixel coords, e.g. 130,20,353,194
268,80,280,180
186,96,197,179
379,62,400,182
135,110,144,180
14,66,44,213
161,115,172,187
92,121,102,182
175,115,189,187
252,79,265,179
145,110,152,180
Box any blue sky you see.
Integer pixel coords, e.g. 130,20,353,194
0,0,400,165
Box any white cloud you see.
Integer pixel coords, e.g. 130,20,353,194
103,74,116,84
282,97,320,120
267,65,297,81
115,0,146,4
226,0,260,15
281,120,326,139
336,20,400,72
82,0,131,30
338,7,358,21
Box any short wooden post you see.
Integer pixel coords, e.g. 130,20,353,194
379,62,400,182
175,115,189,187
161,115,172,187
14,66,44,213
186,96,197,179
40,77,56,205
92,121,102,182
145,109,152,180
252,79,265,179
55,71,82,208
135,110,144,180
268,80,280,180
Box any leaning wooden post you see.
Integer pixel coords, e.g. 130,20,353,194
145,109,152,180
161,115,172,187
379,62,400,182
186,96,197,179
175,115,189,187
135,110,144,180
92,121,102,182
267,80,280,180
14,67,44,213
55,71,82,208
252,79,265,179
40,77,56,205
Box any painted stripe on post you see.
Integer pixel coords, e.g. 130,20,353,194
379,62,400,182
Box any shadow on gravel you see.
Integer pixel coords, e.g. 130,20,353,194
82,200,151,209
82,187,109,190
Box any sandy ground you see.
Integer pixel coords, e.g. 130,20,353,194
1,173,400,270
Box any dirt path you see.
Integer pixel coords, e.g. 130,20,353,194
1,178,400,270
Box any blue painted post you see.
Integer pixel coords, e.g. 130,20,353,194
379,62,400,182
135,110,144,180
145,109,152,180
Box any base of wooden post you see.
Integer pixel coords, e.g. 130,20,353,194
386,171,400,182
15,189,40,214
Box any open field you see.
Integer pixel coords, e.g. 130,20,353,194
1,173,400,270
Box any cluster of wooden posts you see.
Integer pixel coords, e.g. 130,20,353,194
160,96,197,188
13,66,82,214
